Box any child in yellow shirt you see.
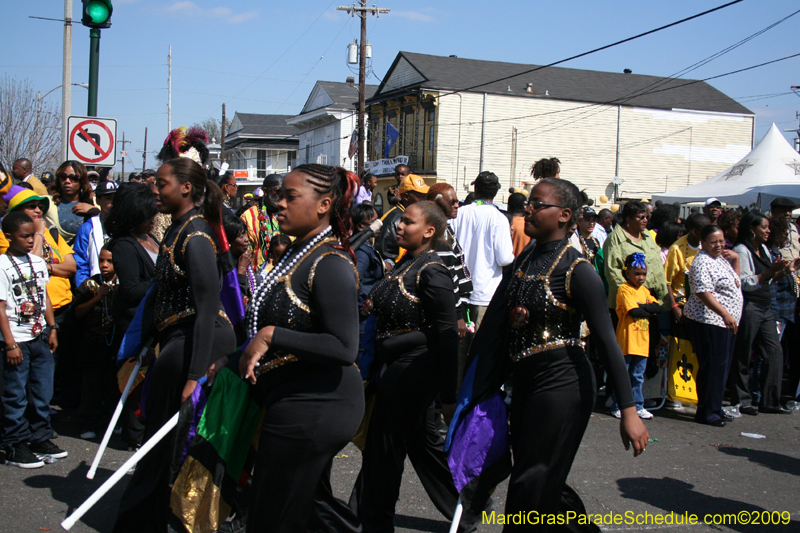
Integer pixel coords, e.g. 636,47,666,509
612,252,661,420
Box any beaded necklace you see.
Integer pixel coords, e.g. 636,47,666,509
247,226,332,338
246,265,256,296
472,199,498,209
6,253,45,335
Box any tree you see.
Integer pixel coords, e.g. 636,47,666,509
193,116,232,144
0,76,62,177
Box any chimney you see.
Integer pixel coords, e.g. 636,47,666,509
526,83,534,93
623,69,632,74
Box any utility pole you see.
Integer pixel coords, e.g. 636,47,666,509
141,127,148,169
786,86,800,152
62,0,72,160
168,45,172,132
117,132,131,177
337,2,389,175
221,103,226,162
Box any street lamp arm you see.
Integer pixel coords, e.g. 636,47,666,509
40,83,89,101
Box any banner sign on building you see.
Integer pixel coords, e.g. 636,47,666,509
364,155,409,176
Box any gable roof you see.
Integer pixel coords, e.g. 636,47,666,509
227,112,296,138
370,52,752,115
301,81,379,114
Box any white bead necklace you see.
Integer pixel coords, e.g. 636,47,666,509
247,226,333,338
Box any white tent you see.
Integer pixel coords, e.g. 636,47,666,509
653,123,800,210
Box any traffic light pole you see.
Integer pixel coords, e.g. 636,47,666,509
87,27,100,116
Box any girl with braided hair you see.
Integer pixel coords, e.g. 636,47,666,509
210,164,365,532
350,201,473,532
114,158,237,533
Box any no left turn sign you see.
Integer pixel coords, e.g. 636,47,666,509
67,116,118,167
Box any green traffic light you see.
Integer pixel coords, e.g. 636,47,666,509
86,0,111,23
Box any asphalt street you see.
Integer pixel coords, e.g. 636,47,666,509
1,402,798,533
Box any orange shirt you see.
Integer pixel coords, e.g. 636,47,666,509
616,283,654,357
511,216,530,257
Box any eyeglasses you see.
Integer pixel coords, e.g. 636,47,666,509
24,202,45,211
634,214,650,221
526,200,566,211
58,173,79,182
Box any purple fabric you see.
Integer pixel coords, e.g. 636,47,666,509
181,377,209,462
220,268,245,325
447,392,509,493
354,185,372,205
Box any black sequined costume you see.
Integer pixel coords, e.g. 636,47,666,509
466,239,635,532
351,249,472,532
114,208,236,533
240,236,364,533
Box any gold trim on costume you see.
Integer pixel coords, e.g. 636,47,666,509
253,354,299,378
511,338,584,362
309,251,360,293
157,309,230,331
565,257,589,299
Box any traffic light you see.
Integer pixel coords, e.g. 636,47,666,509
81,0,113,29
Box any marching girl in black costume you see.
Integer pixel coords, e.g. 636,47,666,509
114,158,236,533
211,164,365,533
468,178,649,531
351,201,468,532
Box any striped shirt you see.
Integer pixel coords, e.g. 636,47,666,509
437,227,473,320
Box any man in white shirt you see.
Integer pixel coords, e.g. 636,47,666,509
452,171,514,385
591,208,613,248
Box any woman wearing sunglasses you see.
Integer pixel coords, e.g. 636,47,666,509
603,200,668,326
52,161,99,245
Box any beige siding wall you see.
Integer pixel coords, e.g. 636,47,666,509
436,92,753,204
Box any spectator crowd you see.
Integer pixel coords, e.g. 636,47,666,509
1,147,798,533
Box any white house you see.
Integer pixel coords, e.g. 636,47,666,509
224,113,298,189
366,52,755,208
287,80,378,173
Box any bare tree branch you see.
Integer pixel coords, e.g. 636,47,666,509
192,116,232,144
0,76,62,177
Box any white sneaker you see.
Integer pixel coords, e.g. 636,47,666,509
80,429,97,440
722,404,742,419
611,408,621,419
637,408,654,419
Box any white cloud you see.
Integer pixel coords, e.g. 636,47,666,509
391,10,435,23
157,1,257,24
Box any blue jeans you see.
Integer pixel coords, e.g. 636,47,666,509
1,338,55,447
613,355,647,410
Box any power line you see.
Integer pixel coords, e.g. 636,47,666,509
217,0,339,112
436,0,744,100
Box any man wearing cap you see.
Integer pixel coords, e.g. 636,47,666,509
452,171,514,385
241,173,283,268
375,174,428,267
576,207,601,262
703,198,722,224
73,181,117,286
40,172,56,196
128,172,142,184
87,171,100,190
770,197,800,262
11,159,49,197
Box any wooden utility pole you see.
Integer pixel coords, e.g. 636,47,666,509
168,45,172,133
337,2,389,175
117,132,131,177
221,103,226,163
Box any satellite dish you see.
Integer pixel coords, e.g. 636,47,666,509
612,176,625,185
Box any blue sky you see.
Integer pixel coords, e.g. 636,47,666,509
3,0,799,172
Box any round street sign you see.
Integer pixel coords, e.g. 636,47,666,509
67,116,117,166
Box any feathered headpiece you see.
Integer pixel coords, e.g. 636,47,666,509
157,126,210,166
